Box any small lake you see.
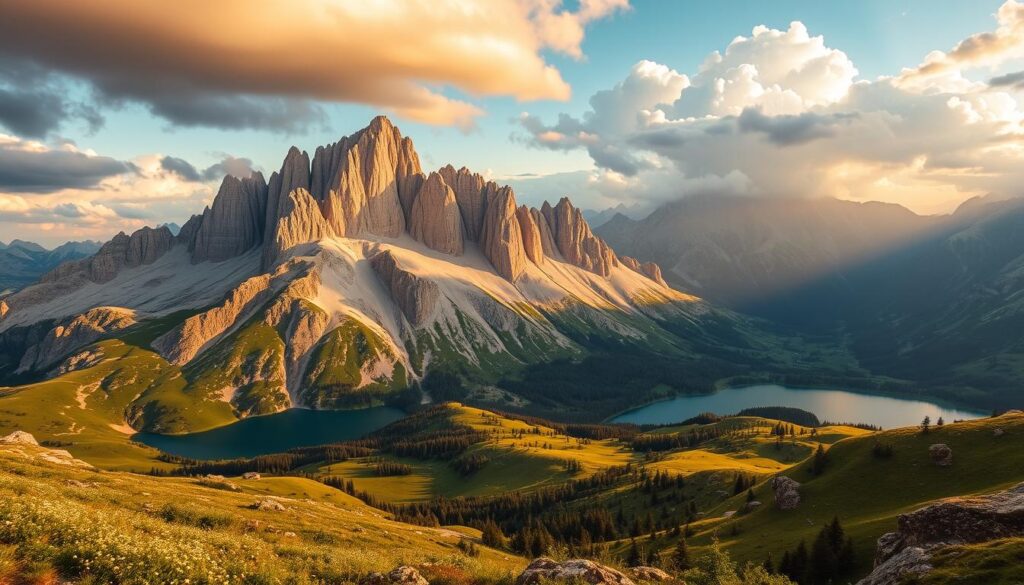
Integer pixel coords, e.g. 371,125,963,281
610,385,987,429
134,406,407,460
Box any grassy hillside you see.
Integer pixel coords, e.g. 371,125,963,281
662,412,1024,577
0,441,524,584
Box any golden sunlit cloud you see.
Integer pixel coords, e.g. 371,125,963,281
0,0,627,130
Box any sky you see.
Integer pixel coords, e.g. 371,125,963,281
1,0,1023,246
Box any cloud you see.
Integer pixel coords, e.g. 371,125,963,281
0,134,132,192
0,0,627,132
161,154,256,183
735,108,857,146
519,14,1024,214
900,1,1024,86
0,143,221,245
0,58,104,138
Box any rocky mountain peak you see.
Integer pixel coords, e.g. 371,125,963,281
410,172,465,256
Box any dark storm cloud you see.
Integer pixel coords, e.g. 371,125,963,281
736,108,857,146
0,142,132,192
161,154,256,182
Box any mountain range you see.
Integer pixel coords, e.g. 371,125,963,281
0,117,839,432
0,239,102,295
597,193,1024,410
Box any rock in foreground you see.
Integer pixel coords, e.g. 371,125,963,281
516,558,635,585
858,482,1024,584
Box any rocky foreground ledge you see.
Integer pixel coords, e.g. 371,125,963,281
857,481,1024,584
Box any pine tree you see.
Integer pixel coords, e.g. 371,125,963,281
811,444,829,475
481,518,505,548
626,538,642,567
921,416,931,434
672,536,691,571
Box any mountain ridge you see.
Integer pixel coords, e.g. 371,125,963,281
0,116,806,432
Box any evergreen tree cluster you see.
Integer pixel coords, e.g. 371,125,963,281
777,517,855,584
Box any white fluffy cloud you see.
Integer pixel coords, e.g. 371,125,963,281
519,4,1024,214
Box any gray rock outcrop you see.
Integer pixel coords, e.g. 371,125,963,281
857,481,1024,584
929,443,953,466
17,307,135,373
771,476,801,510
409,172,465,256
370,250,439,326
628,566,672,582
152,272,277,365
516,558,635,585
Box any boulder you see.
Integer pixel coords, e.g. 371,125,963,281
994,428,1005,437
516,558,635,585
858,482,1024,584
0,430,38,445
771,476,801,510
856,546,933,585
929,444,953,466
242,472,261,480
742,500,763,514
251,498,286,512
363,566,429,585
627,567,672,582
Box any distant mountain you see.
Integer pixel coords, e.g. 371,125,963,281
157,222,182,236
582,202,652,228
597,193,1024,410
0,117,835,431
0,239,102,295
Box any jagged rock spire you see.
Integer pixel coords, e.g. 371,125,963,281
317,116,418,238
480,186,527,281
192,173,268,263
410,172,465,256
541,197,618,277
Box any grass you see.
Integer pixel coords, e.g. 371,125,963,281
676,412,1024,577
911,538,1024,584
0,442,526,585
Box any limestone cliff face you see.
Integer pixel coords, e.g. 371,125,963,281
542,198,617,277
16,307,136,373
263,147,312,268
516,205,545,266
260,269,328,398
410,172,465,256
192,174,268,263
370,250,439,326
438,164,495,242
531,208,559,258
480,187,527,281
317,116,417,239
264,188,334,267
152,272,277,365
